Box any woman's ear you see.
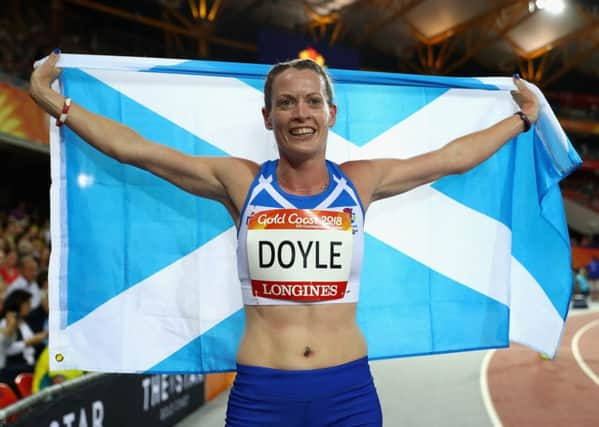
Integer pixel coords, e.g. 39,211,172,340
328,103,337,128
262,107,272,130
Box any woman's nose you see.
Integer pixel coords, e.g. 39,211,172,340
293,100,309,119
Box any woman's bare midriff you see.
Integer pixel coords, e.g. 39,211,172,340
236,303,367,370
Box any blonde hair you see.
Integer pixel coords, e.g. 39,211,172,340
263,59,334,111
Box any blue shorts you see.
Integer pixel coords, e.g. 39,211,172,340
225,357,382,427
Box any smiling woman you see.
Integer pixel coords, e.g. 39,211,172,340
29,50,540,426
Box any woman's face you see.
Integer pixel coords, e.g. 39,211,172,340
262,68,337,161
19,299,32,318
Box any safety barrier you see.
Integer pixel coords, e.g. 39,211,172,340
0,372,205,426
0,373,102,425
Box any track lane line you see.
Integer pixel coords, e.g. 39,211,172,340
480,350,503,427
571,318,599,386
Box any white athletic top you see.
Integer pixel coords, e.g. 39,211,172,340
237,160,365,305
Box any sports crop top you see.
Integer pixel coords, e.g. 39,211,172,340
237,160,365,305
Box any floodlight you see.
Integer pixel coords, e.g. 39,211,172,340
535,0,566,14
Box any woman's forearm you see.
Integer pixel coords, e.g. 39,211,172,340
30,85,147,163
443,112,530,174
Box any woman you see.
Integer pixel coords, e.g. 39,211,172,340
0,290,48,387
31,50,538,426
0,309,19,370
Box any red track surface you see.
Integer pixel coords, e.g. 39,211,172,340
487,311,599,427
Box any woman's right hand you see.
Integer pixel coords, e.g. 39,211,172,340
30,49,62,104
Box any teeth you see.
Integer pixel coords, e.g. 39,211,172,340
290,128,315,136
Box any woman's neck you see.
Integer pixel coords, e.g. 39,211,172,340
276,158,329,195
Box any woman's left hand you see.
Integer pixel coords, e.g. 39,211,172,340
511,76,540,124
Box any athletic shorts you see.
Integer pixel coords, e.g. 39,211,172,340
225,357,382,427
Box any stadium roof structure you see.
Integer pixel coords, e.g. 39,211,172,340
24,0,594,91
246,0,598,87
4,0,598,91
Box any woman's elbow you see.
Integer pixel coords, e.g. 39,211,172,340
452,160,475,175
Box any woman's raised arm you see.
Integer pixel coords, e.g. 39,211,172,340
29,50,258,209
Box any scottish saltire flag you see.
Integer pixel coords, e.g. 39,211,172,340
46,54,580,373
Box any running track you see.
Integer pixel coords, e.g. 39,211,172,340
487,310,599,427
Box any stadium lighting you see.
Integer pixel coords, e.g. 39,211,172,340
535,0,566,14
308,0,358,14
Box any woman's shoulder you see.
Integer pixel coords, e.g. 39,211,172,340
338,159,377,182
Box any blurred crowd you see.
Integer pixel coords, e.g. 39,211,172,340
0,203,81,398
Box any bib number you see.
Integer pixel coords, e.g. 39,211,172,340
247,209,353,301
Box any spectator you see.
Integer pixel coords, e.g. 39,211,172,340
0,249,5,294
27,274,48,360
0,290,48,388
27,286,47,332
0,311,19,370
40,220,50,247
17,236,34,258
2,220,22,251
8,202,27,224
38,246,50,273
5,256,42,309
575,267,590,298
0,248,19,286
19,224,42,259
586,256,599,301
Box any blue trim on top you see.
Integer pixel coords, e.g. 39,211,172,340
237,165,265,233
147,59,499,91
241,160,365,214
327,161,365,216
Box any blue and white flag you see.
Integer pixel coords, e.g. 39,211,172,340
47,54,580,373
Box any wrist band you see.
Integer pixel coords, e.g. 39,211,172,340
514,111,531,133
56,97,72,127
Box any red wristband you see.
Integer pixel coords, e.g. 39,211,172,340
56,97,71,127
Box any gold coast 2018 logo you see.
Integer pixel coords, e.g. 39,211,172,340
343,208,358,234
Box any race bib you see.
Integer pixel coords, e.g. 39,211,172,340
247,209,353,301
